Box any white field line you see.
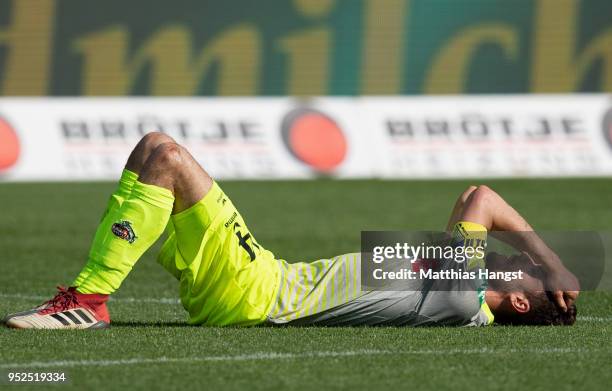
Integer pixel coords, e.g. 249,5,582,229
1,293,610,322
577,316,612,322
1,348,609,369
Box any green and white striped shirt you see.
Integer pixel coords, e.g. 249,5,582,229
266,253,493,327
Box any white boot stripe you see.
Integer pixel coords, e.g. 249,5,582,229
6,301,105,329
41,316,58,328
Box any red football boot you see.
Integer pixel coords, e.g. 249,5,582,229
3,286,110,329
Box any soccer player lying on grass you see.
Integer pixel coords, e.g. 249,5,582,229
3,133,579,329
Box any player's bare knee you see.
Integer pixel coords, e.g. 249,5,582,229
150,142,184,171
140,132,175,154
126,132,176,172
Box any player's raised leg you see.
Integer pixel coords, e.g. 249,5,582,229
73,132,176,287
73,141,213,296
3,133,212,329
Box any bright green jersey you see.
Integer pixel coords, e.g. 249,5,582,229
157,182,279,326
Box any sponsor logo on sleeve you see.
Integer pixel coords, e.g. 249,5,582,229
111,220,137,243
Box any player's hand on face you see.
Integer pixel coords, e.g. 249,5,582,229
545,266,580,312
524,251,579,312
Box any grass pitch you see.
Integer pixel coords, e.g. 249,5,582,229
0,179,611,390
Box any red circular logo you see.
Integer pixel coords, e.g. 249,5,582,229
0,117,20,171
281,108,347,173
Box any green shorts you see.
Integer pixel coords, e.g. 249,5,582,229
157,182,280,326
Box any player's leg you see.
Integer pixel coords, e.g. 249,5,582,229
74,141,212,296
124,132,177,175
153,149,278,326
4,136,214,329
74,132,176,286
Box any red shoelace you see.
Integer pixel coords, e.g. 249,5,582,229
39,286,79,315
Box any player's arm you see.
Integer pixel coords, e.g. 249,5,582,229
448,185,579,312
446,185,478,232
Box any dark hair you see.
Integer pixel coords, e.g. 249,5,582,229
495,291,577,326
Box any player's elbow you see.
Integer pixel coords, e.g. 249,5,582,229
468,185,496,208
459,185,479,205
